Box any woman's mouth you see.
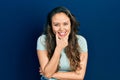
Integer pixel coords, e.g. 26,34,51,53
58,32,67,37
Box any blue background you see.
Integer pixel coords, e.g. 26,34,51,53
0,0,120,80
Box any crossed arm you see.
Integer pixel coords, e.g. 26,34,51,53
37,48,88,80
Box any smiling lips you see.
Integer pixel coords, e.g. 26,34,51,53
58,32,67,37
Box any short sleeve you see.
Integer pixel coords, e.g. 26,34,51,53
37,35,46,50
77,35,88,52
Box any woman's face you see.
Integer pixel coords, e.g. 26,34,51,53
51,12,71,39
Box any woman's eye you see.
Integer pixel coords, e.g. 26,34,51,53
64,23,68,26
54,24,59,26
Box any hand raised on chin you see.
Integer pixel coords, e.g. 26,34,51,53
55,32,69,50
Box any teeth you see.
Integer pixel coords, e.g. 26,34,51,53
60,32,65,35
59,32,66,36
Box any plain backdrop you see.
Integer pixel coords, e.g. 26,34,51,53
0,0,120,80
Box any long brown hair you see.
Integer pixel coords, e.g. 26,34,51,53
44,6,81,71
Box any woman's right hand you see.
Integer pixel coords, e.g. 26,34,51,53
55,33,69,50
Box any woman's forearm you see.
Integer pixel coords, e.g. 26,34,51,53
52,71,84,80
43,47,62,78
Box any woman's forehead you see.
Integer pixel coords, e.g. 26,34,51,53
52,13,70,23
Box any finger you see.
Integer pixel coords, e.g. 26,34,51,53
64,33,69,40
39,69,42,72
39,69,41,72
40,72,43,75
39,68,43,75
56,32,61,40
39,67,43,73
55,32,58,40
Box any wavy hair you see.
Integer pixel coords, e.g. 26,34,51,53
44,6,81,71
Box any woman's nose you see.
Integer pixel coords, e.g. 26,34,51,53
59,25,64,31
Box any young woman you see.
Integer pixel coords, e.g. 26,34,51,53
37,6,88,80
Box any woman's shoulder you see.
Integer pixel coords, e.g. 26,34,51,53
38,34,46,39
37,34,47,50
76,34,87,42
38,34,46,41
37,34,46,44
76,34,88,52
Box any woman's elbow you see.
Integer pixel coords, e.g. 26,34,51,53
42,67,56,78
43,72,53,79
76,77,84,80
76,73,84,80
